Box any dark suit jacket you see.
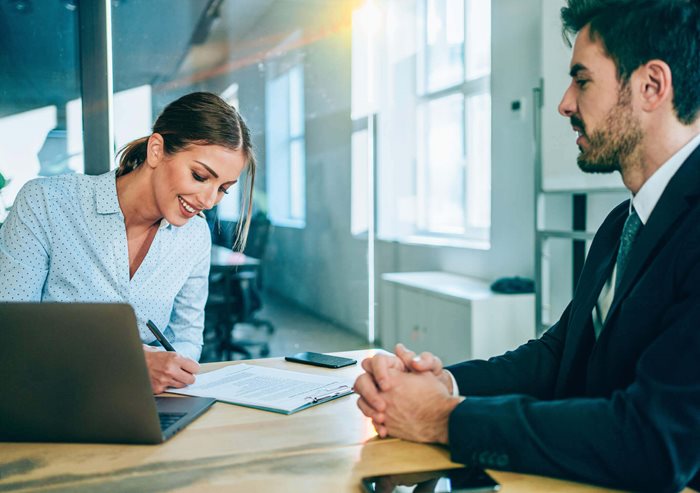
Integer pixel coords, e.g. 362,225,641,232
446,146,700,492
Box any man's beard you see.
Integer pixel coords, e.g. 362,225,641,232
575,86,643,174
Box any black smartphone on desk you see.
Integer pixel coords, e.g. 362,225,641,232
285,352,357,368
362,467,499,492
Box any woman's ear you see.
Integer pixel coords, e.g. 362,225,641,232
146,133,165,168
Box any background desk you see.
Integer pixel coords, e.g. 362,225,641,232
207,245,270,359
0,350,686,492
210,245,260,272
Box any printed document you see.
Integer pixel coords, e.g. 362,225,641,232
168,364,354,414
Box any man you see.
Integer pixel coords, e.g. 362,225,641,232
354,1,700,491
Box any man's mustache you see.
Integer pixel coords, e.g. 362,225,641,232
570,116,585,133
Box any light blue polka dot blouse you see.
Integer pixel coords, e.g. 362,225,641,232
0,171,211,361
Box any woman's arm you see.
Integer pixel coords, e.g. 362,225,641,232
0,180,50,301
165,228,211,361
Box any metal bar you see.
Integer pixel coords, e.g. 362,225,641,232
78,0,114,175
572,194,587,292
417,76,490,102
538,230,596,241
533,80,545,335
540,187,626,194
368,112,377,344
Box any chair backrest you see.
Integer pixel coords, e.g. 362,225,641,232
243,212,271,260
211,220,237,249
206,211,271,257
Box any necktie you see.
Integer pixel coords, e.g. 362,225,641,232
615,208,643,291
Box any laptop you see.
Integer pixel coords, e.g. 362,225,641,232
0,303,215,444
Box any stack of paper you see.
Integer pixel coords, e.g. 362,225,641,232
168,364,354,414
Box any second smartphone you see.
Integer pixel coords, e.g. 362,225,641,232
285,351,357,368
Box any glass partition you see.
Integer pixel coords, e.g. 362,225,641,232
0,1,83,221
109,0,371,361
0,0,496,364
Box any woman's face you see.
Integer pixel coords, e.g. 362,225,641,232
151,141,246,227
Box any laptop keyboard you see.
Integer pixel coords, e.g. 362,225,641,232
158,412,186,431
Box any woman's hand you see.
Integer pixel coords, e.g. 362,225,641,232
142,345,200,394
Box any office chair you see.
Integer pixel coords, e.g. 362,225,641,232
205,268,270,361
238,212,274,335
204,212,274,360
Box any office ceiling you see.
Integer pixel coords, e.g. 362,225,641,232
0,0,278,118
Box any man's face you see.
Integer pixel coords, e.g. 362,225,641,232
558,25,643,173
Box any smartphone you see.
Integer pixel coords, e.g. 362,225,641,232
284,352,357,368
362,467,500,493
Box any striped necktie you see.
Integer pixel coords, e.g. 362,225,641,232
615,208,643,291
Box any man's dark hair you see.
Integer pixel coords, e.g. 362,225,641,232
561,0,700,124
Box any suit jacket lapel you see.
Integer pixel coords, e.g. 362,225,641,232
564,200,627,333
607,145,700,318
574,217,623,319
554,202,625,396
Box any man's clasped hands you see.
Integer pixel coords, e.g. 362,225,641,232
353,343,464,444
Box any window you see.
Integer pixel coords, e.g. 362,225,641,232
416,0,491,241
350,2,380,236
351,126,370,236
373,0,491,246
266,63,306,228
217,83,241,222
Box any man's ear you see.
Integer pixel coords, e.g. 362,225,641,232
146,133,165,169
635,59,673,113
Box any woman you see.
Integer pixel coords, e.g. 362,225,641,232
0,92,255,393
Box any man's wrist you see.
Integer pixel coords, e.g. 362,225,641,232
437,395,464,445
441,370,459,396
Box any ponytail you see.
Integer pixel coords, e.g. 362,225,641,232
116,136,149,177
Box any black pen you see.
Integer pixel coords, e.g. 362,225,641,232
146,319,176,352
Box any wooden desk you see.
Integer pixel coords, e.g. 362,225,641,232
0,350,684,492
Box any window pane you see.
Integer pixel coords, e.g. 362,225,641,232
351,129,369,235
466,92,491,229
266,69,292,224
289,66,304,138
424,0,465,93
266,64,305,226
218,84,241,222
113,85,153,168
217,183,241,221
0,2,83,220
351,2,381,119
466,0,491,80
419,93,465,234
289,138,305,221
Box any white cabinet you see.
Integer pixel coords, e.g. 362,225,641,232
380,272,535,365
